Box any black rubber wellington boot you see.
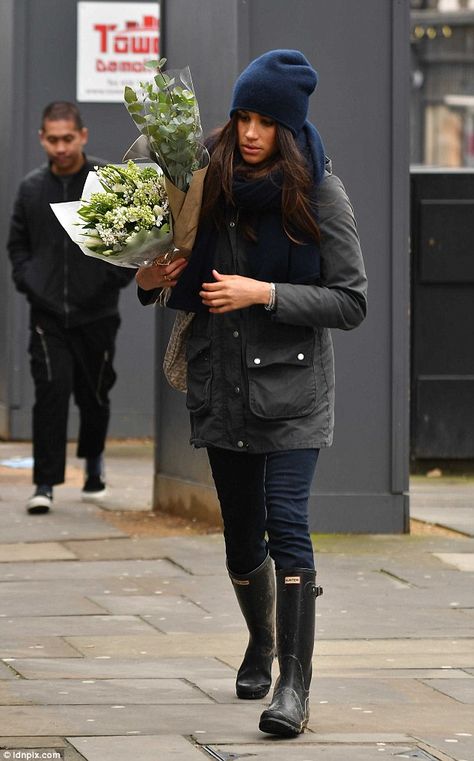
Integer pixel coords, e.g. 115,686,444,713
259,568,323,736
228,554,276,699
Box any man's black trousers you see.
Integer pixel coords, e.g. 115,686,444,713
29,310,120,486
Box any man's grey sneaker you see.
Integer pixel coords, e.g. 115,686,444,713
27,485,53,514
81,475,107,502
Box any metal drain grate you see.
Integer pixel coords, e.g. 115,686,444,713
394,749,441,761
201,747,255,761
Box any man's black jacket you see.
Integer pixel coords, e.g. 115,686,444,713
8,155,135,327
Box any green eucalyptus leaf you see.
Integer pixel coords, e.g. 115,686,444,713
124,86,137,104
144,59,161,69
154,74,168,88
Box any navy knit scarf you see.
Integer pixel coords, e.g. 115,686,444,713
167,121,325,313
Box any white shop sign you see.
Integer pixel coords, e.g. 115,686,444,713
77,1,160,102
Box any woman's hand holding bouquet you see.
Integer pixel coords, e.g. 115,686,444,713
135,256,188,291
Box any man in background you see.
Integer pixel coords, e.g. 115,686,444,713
8,101,134,514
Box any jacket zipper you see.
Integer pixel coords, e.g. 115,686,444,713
63,181,70,327
228,210,240,272
96,350,109,403
35,326,52,382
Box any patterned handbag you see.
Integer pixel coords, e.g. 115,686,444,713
162,310,194,393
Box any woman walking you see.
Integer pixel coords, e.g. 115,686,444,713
137,49,367,736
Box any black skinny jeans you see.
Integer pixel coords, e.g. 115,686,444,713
207,447,319,574
29,310,119,486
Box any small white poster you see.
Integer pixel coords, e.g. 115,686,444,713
77,1,160,103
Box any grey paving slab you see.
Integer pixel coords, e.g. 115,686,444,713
0,558,188,581
318,569,474,609
7,657,235,680
421,678,474,703
366,560,474,593
410,506,474,537
136,572,231,597
0,615,159,637
314,605,474,639
68,735,204,761
417,734,474,761
196,744,419,761
309,677,454,707
315,639,474,656
299,702,474,736
0,662,17,679
63,634,177,658
0,591,107,617
0,702,272,736
144,610,241,634
62,535,226,565
85,594,219,627
411,481,474,495
110,535,227,576
432,553,474,571
311,668,473,679
1,442,474,759
0,579,169,601
220,650,474,671
64,632,246,659
0,637,82,659
190,731,415,745
193,676,452,707
63,537,172,561
136,575,241,617
0,678,212,705
316,653,474,669
0,543,77,562
0,501,126,543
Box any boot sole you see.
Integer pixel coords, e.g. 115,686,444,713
259,713,306,737
81,489,108,503
26,496,52,514
27,504,51,515
236,684,271,700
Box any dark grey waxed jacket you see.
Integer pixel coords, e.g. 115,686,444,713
186,160,368,453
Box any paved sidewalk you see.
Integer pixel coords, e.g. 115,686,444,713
0,441,473,761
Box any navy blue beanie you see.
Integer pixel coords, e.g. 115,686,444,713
230,49,318,137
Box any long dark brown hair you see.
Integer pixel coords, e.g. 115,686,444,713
200,115,320,244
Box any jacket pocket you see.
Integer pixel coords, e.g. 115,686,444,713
186,336,212,415
246,336,316,420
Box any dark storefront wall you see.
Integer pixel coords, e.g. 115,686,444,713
152,0,411,533
411,168,474,461
0,0,158,439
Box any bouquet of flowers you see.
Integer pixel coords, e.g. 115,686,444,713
123,58,209,260
51,58,208,270
51,161,173,268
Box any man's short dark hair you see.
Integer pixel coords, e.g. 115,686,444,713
41,102,84,131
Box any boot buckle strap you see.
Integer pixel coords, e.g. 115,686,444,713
306,582,323,597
